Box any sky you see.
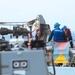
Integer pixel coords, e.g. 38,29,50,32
0,0,75,31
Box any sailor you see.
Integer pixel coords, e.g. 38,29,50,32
35,28,43,40
47,22,67,42
27,33,33,49
62,25,74,48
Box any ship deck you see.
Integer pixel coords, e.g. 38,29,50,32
48,66,75,75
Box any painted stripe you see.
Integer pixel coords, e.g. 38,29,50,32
54,42,70,63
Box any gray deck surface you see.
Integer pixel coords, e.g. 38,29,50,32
48,67,75,75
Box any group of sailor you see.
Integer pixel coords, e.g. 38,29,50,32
27,22,74,49
46,22,74,48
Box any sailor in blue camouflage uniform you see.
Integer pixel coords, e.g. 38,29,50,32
47,22,67,42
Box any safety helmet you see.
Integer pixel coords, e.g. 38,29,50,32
62,25,67,30
54,22,60,28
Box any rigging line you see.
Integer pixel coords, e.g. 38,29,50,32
0,23,27,26
0,24,26,26
0,22,28,25
0,21,28,23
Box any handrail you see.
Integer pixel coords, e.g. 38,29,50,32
48,51,56,75
47,40,56,75
51,40,56,75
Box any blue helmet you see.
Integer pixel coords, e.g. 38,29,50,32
54,22,60,28
62,25,67,30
